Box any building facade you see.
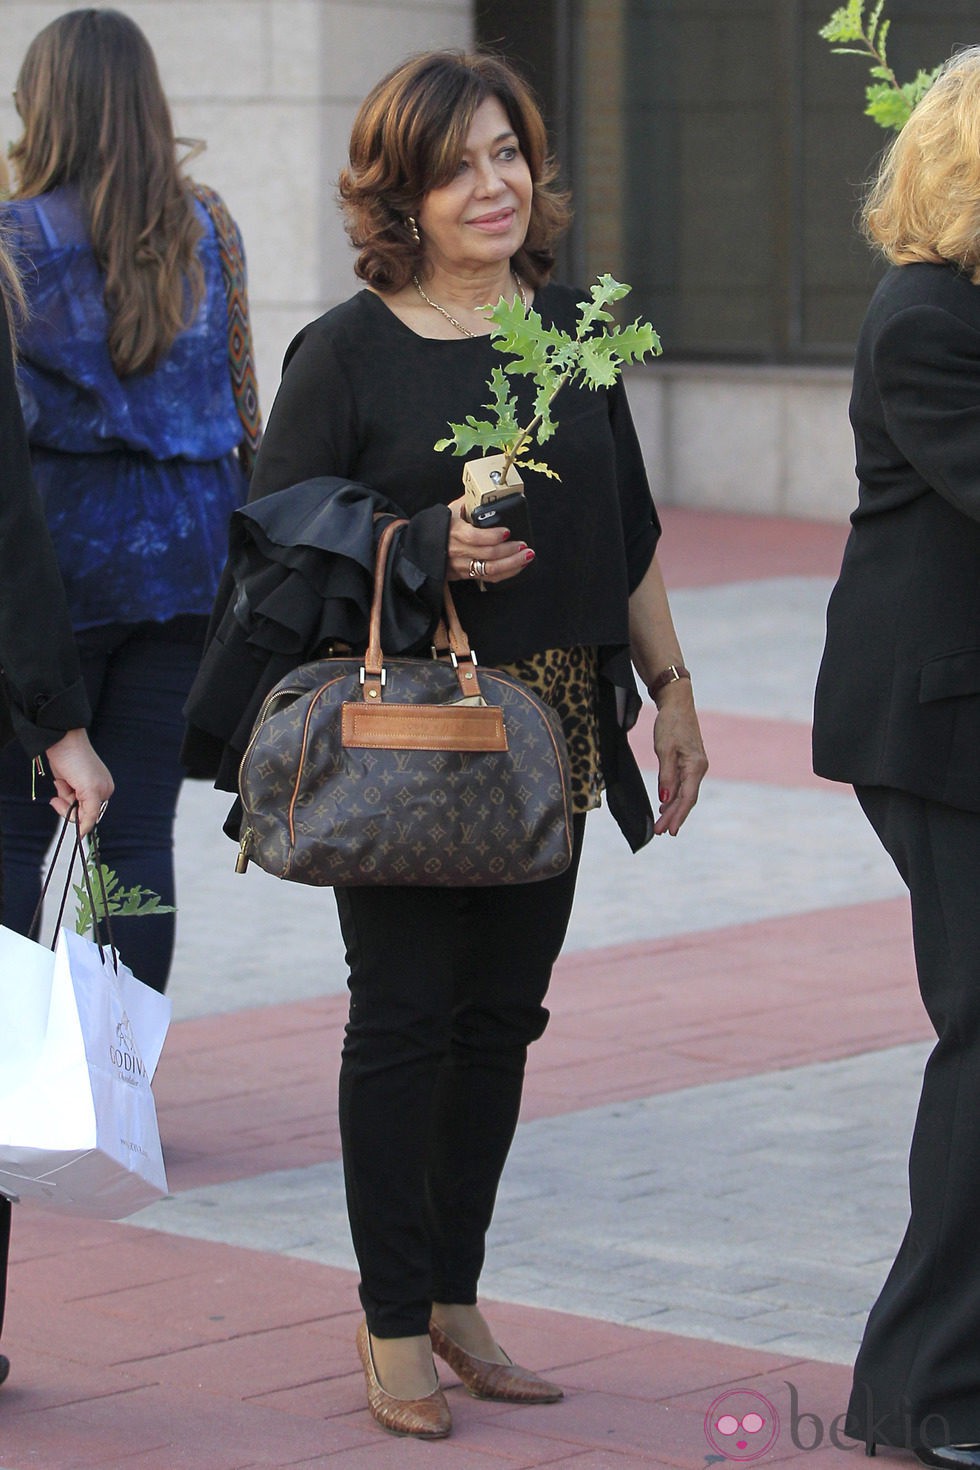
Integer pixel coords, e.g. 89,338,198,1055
2,1,975,520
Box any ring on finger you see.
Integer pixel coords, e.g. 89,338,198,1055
473,559,488,578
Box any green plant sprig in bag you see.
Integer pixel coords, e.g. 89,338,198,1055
73,859,174,938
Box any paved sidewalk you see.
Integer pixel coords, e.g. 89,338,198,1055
0,508,931,1468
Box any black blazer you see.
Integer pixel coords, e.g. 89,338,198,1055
813,262,980,812
0,295,89,756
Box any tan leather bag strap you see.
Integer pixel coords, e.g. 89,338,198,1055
360,518,479,702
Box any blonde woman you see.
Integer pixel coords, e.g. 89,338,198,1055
814,48,980,1469
0,8,251,993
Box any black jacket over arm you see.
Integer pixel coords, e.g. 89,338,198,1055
181,476,450,794
813,262,980,812
0,294,89,756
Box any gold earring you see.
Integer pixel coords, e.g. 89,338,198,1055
407,215,421,244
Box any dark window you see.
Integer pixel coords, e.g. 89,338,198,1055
477,1,977,363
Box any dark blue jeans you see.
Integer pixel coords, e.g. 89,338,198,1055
0,616,206,993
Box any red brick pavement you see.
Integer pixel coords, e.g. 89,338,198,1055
2,511,908,1468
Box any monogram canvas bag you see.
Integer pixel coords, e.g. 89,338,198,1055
235,519,574,887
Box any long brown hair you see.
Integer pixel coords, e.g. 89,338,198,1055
9,7,204,375
0,236,26,341
0,156,26,343
338,50,571,292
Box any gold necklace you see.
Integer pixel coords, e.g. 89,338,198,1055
413,272,527,338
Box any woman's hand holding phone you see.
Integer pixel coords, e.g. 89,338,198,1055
446,495,535,584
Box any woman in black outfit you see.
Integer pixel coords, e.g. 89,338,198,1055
0,238,113,1388
194,50,706,1440
813,48,980,1470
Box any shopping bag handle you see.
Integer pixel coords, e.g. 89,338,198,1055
28,807,78,942
71,820,119,969
30,807,118,966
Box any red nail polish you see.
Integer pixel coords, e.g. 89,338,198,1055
501,529,511,540
524,549,535,562
659,787,670,803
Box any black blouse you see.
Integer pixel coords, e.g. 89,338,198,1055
250,283,660,667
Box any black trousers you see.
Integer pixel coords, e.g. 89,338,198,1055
335,815,585,1338
846,787,980,1452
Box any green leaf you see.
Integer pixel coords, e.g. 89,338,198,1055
877,16,890,64
486,292,530,337
608,320,662,363
434,417,511,457
867,0,885,47
523,375,559,442
865,80,913,130
592,273,630,305
73,862,175,937
578,339,621,388
485,365,519,422
818,0,865,45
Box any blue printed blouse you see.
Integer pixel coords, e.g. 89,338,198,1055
1,185,247,629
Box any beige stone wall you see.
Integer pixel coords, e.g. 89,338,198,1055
1,2,856,521
626,363,856,523
0,0,472,415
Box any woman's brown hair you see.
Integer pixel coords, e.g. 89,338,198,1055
338,50,571,291
0,236,26,355
863,44,980,282
9,7,204,375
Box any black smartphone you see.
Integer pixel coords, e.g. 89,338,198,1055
469,490,533,547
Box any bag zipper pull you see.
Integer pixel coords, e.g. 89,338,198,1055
235,828,252,874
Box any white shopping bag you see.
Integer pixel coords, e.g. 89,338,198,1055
0,922,171,1218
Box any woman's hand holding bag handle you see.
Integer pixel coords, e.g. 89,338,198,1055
236,518,574,887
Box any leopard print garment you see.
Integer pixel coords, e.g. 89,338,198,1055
494,645,602,814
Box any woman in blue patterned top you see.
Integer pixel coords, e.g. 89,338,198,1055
0,8,251,991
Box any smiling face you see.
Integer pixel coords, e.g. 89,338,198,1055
416,95,533,280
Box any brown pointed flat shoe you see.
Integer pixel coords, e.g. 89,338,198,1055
429,1320,564,1404
356,1320,452,1439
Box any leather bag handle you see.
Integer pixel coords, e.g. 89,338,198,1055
360,517,482,702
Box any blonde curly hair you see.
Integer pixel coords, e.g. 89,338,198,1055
863,45,980,282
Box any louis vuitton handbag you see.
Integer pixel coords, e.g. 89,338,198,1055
235,518,574,887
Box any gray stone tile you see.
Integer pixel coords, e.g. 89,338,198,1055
134,1043,929,1367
